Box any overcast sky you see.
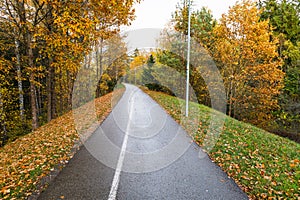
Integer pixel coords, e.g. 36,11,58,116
124,0,239,30
122,0,239,51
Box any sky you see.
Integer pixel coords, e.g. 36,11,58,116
122,0,239,52
125,0,239,31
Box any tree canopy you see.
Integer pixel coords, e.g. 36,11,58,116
0,0,140,146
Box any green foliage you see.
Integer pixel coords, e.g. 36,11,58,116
156,50,210,104
192,7,217,48
159,1,219,106
142,54,156,85
259,0,300,44
156,50,186,74
0,57,30,147
173,1,216,48
275,41,300,140
282,41,300,98
260,0,300,139
159,11,215,105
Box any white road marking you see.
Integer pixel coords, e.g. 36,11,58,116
108,93,134,200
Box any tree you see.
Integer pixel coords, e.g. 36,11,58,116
157,2,217,105
192,7,216,49
96,33,129,97
259,0,300,138
128,50,148,85
276,41,300,136
0,0,140,145
212,0,284,126
0,49,28,146
173,1,216,48
0,59,12,146
142,54,156,84
259,0,300,45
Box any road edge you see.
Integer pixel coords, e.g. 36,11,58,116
28,85,127,200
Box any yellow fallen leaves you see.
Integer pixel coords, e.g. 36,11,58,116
0,88,124,199
290,159,299,168
145,90,300,200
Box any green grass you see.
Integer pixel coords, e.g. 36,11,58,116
144,89,300,200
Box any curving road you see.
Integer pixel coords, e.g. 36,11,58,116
38,84,248,200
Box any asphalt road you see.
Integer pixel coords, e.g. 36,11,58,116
38,84,248,200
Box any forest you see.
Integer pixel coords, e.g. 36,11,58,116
0,0,299,147
0,0,138,146
128,0,300,142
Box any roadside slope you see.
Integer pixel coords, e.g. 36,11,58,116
144,89,300,199
0,88,124,199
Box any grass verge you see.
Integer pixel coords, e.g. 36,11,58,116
0,87,125,199
144,89,300,200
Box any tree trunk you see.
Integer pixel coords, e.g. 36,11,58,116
27,33,38,130
35,86,40,116
99,39,104,77
228,80,234,117
51,71,56,119
67,70,73,110
96,46,99,79
59,70,63,115
47,66,53,122
96,38,104,97
14,38,25,121
0,91,8,146
29,64,38,130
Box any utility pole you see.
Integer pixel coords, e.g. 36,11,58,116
185,0,191,117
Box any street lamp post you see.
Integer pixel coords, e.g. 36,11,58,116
185,0,191,117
